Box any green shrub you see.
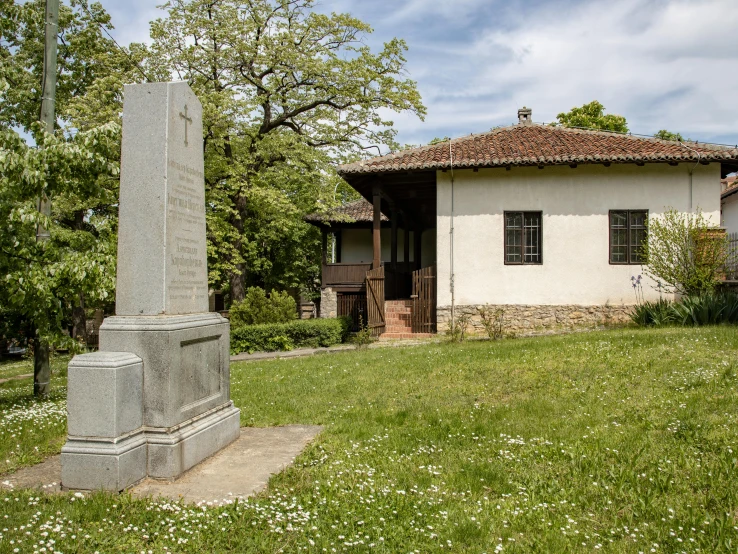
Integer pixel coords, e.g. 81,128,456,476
631,292,738,327
229,287,297,326
349,314,375,349
630,298,676,327
671,292,738,326
231,317,351,354
642,209,729,296
477,305,505,340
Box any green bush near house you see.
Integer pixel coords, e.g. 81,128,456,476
631,292,738,326
229,287,297,326
230,317,351,354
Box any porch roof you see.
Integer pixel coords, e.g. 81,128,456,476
338,124,738,176
305,198,389,226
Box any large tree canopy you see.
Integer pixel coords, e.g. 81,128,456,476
0,0,136,354
148,0,426,300
556,100,628,133
0,0,424,361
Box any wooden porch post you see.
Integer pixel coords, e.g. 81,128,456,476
372,186,381,269
321,228,328,266
390,209,398,270
403,215,410,267
335,229,342,263
414,226,422,269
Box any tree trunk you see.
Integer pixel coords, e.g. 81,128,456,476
229,263,246,303
228,190,248,302
71,292,87,346
222,133,249,303
33,340,50,397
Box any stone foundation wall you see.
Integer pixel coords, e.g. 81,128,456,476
320,287,337,319
437,304,633,335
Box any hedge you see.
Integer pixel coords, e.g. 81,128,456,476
230,317,351,354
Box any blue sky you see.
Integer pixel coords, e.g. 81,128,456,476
99,0,738,147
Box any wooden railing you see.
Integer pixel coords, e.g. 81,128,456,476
726,232,738,281
337,293,367,331
322,262,372,287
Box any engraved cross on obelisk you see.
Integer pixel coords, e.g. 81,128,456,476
179,104,192,146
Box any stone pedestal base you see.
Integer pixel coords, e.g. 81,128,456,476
147,402,241,479
61,432,147,491
62,313,241,490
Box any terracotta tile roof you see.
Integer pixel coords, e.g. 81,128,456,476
305,198,388,224
339,124,738,175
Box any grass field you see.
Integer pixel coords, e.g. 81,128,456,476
1,327,738,552
0,356,68,476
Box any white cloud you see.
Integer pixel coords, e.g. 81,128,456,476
96,0,738,146
407,0,738,144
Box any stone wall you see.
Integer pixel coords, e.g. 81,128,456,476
320,287,337,319
437,303,633,335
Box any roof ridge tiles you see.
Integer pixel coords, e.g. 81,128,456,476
338,123,738,175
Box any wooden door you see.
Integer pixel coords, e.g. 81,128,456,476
411,265,436,333
365,266,386,336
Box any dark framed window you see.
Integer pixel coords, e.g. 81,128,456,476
505,211,542,264
609,210,647,264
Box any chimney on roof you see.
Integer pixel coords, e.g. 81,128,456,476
518,107,532,126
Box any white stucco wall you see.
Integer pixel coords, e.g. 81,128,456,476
437,162,721,307
340,228,436,267
722,192,738,235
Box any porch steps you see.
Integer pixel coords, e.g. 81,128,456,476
380,300,433,340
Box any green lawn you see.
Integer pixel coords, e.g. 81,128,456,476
2,328,738,552
0,356,68,475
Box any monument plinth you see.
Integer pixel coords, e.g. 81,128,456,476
62,82,240,490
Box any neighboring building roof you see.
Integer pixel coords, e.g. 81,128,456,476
722,175,738,200
304,198,388,225
339,124,738,175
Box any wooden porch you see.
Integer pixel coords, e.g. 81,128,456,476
307,170,438,336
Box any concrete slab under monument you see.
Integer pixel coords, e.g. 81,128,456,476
4,426,323,505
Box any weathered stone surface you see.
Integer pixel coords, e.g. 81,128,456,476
66,352,143,438
320,287,337,318
116,82,208,316
61,432,147,491
99,313,231,429
146,404,241,479
437,303,633,335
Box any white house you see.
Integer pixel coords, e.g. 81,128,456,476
721,175,738,233
308,109,738,337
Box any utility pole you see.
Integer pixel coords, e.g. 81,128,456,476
34,0,60,397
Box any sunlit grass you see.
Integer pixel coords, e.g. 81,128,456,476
2,328,738,552
0,356,68,475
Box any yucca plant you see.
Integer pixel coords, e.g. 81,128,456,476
672,292,738,326
630,298,676,327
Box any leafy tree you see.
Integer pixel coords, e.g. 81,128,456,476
654,129,685,142
1,0,139,391
148,0,425,301
555,100,628,133
641,208,728,296
0,0,140,131
0,122,121,357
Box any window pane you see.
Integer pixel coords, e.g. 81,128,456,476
505,213,522,263
524,212,541,263
630,211,647,263
610,211,627,263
